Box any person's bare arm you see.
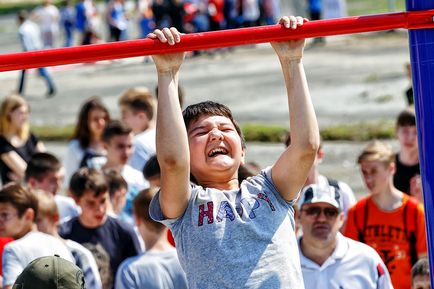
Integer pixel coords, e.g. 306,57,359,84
271,16,320,201
1,151,27,181
148,28,191,219
36,141,46,152
4,284,11,289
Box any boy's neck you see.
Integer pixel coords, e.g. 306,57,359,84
399,149,419,166
145,229,173,252
371,186,403,211
78,215,107,229
103,162,124,172
15,224,37,240
199,178,240,191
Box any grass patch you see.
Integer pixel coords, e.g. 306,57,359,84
31,124,74,141
321,121,395,141
347,0,406,16
242,123,288,143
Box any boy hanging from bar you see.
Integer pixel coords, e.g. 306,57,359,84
148,15,319,289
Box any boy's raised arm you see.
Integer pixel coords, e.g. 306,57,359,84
271,16,320,201
149,28,191,219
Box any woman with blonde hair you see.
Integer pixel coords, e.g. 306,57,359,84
0,94,45,184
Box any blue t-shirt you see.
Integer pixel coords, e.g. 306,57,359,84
59,216,142,289
115,249,188,289
150,167,305,289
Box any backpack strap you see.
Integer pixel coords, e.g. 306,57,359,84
354,197,369,243
327,178,340,191
403,196,419,266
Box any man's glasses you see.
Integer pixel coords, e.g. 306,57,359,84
0,212,18,222
301,207,339,219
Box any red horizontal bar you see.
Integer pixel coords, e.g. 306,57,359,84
1,10,433,72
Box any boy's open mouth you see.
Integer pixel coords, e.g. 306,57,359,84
208,147,229,157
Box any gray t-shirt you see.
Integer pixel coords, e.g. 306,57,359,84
150,167,305,289
115,249,188,289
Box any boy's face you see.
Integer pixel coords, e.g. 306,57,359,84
396,125,418,152
111,187,127,215
187,115,245,183
28,168,64,195
75,190,109,228
0,203,31,239
360,160,393,195
104,133,134,166
412,275,430,289
121,106,149,134
35,213,55,234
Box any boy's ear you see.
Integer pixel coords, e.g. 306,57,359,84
389,162,396,175
240,147,246,166
27,177,37,188
24,208,35,223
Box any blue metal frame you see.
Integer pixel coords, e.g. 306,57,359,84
406,0,434,282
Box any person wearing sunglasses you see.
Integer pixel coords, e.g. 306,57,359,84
297,184,393,289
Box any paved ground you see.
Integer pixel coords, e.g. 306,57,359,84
0,14,412,196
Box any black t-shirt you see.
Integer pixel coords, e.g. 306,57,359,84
59,216,141,289
0,133,39,184
393,153,420,194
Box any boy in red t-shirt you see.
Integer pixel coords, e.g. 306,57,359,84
344,140,427,289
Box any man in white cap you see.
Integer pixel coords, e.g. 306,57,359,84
297,184,394,289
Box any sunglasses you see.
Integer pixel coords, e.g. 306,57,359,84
302,206,340,218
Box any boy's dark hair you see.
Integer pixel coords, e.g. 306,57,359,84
102,120,132,143
182,101,245,148
119,87,154,121
0,183,38,221
25,152,61,182
18,10,29,22
411,258,430,283
69,168,108,198
103,169,128,199
133,188,164,232
396,107,416,128
72,96,111,149
142,155,160,180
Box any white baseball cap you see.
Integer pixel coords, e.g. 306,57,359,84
298,184,342,210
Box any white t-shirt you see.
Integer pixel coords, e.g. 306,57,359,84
129,128,156,172
2,231,74,286
299,233,393,289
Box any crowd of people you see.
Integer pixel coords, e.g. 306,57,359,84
0,13,431,289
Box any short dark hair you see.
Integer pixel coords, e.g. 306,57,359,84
119,87,155,121
102,120,132,143
396,107,416,128
0,183,38,221
25,152,61,182
133,188,164,232
103,169,128,199
69,168,108,198
182,101,245,148
411,258,430,283
142,155,160,180
18,10,28,22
